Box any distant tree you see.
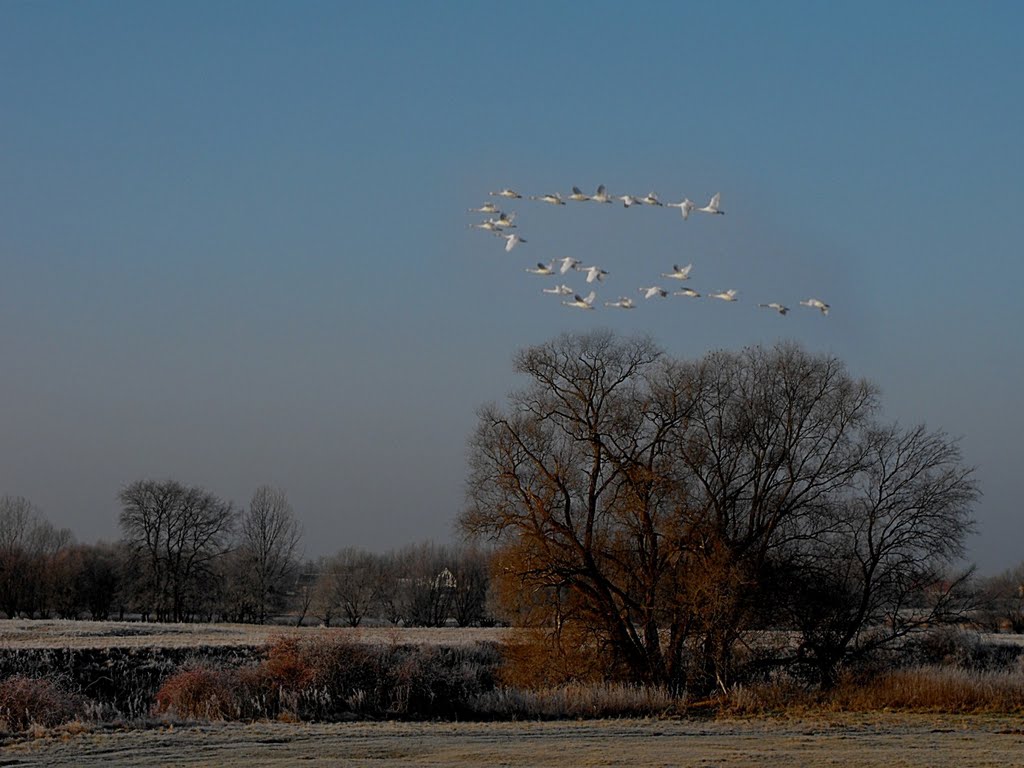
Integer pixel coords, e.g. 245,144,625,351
449,546,491,627
315,548,382,627
78,542,124,621
292,562,318,627
0,496,73,618
118,480,236,622
311,557,339,627
49,545,87,619
976,563,1024,633
235,486,302,623
0,496,41,617
394,542,455,627
373,554,404,625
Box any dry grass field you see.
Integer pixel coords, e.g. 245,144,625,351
4,714,1024,767
0,619,509,649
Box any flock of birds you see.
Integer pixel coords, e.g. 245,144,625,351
468,184,831,316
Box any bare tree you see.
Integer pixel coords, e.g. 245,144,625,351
0,496,73,618
463,332,979,691
449,545,491,627
236,486,302,623
119,480,236,622
78,542,124,620
976,563,1024,633
463,331,674,683
777,424,978,685
0,496,41,617
292,564,318,627
392,542,456,627
325,548,383,627
311,556,339,627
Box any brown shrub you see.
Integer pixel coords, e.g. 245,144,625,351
0,676,84,732
152,667,243,720
261,637,315,691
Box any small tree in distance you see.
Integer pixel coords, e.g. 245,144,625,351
237,486,303,624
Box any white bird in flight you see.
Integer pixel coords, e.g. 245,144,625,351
525,262,556,275
557,256,580,274
661,264,693,280
489,212,516,229
666,198,695,219
562,291,596,310
470,220,504,232
617,194,642,208
698,193,724,215
708,289,738,302
673,287,701,298
490,188,522,199
499,233,527,252
641,192,663,206
640,286,668,299
531,193,566,205
577,265,608,284
568,186,590,202
590,184,613,204
800,298,830,315
542,284,574,296
605,297,635,309
468,202,500,214
758,302,790,315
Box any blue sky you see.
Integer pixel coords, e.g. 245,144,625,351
1,2,1021,572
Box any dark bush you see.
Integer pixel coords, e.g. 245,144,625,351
0,676,84,732
905,630,1024,671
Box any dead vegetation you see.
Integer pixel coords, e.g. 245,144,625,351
1,621,1024,738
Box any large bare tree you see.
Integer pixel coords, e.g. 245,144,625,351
463,331,978,691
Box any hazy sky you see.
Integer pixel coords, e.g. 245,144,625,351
1,2,1021,573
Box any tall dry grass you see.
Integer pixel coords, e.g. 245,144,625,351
469,682,679,719
723,665,1024,715
833,666,1024,713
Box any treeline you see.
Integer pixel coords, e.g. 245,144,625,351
0,486,492,627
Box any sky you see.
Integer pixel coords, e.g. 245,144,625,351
1,2,1021,573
